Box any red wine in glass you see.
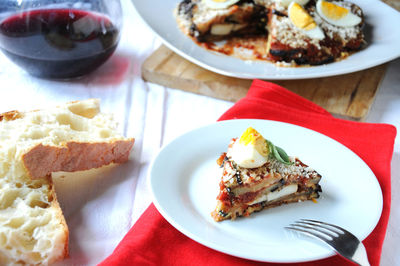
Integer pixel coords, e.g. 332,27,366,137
0,9,120,79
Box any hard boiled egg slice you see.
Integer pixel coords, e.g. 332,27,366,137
278,0,309,8
288,2,325,40
203,0,240,9
316,0,361,27
229,127,270,168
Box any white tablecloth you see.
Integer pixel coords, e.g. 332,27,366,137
0,0,398,265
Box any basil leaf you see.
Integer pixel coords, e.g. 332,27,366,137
266,140,293,165
276,146,292,165
266,140,274,155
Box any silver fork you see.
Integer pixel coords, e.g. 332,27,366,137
286,219,370,266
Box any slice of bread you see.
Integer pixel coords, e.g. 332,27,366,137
0,99,134,265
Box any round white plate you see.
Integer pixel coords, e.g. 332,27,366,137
131,0,400,80
149,119,383,263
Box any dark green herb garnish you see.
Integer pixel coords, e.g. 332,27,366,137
266,140,293,165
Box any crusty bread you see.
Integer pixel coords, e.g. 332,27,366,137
0,99,134,265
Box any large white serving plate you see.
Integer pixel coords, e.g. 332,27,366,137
149,119,383,263
131,0,400,80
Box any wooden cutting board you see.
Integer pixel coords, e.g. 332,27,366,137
142,45,387,121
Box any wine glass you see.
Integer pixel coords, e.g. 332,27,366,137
0,0,122,79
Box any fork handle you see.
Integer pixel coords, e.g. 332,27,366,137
351,243,370,266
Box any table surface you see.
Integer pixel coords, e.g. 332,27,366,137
0,0,399,265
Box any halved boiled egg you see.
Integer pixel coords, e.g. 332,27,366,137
229,127,270,168
316,0,361,27
278,0,309,8
203,0,240,9
288,2,325,40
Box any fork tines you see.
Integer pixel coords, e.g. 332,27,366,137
285,219,369,265
285,219,359,244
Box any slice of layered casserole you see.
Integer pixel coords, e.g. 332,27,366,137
175,0,365,66
212,127,322,222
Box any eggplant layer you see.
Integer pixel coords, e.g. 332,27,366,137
177,0,268,42
212,185,322,222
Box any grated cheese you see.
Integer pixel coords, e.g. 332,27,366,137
271,15,322,49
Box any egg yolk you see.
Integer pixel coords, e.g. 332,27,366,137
290,2,317,30
211,0,230,2
238,127,269,156
239,127,260,145
320,1,349,20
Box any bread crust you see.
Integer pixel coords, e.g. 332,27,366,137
0,110,22,122
48,179,70,263
22,139,135,179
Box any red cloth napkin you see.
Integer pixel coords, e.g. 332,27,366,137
100,80,396,266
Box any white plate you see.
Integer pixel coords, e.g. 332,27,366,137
131,0,400,80
149,119,383,263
